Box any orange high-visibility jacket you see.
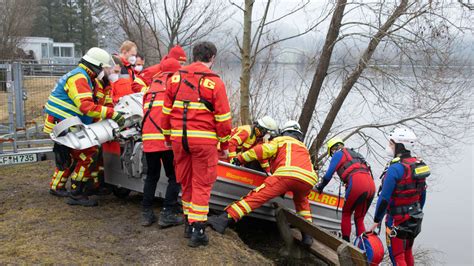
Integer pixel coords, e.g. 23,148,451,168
142,72,175,153
161,62,232,149
237,136,319,186
229,125,270,171
111,56,135,104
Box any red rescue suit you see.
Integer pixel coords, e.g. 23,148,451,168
336,148,376,239
161,62,232,223
228,125,270,171
226,136,318,222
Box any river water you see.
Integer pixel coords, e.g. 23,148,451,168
215,62,474,264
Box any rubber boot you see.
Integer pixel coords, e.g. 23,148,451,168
49,188,70,197
342,235,350,242
301,232,314,246
207,212,232,234
67,181,98,207
159,208,184,228
188,222,209,248
184,216,192,239
141,208,157,227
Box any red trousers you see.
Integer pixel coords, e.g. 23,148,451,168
226,175,313,222
341,172,375,239
172,142,218,223
386,216,415,266
50,146,98,190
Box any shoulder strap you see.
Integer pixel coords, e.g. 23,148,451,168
141,92,163,134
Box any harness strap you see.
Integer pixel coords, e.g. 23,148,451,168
141,92,163,134
390,202,421,216
182,101,190,153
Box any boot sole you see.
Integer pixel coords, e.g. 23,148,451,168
188,240,209,248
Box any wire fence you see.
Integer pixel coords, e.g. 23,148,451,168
0,62,75,134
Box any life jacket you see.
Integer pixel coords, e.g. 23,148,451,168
336,148,371,182
172,69,218,152
44,66,94,124
389,157,429,217
141,72,173,152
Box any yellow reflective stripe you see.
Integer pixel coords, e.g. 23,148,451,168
230,204,245,218
218,134,230,142
260,161,270,168
44,120,55,129
297,211,311,216
239,200,252,213
233,135,243,145
171,129,216,139
100,106,107,118
142,133,165,140
215,112,231,122
96,92,104,98
162,129,171,135
274,170,317,186
143,100,164,109
173,100,208,110
191,203,209,212
182,200,191,207
242,149,257,162
162,106,171,115
285,143,292,166
188,213,207,221
74,92,93,100
49,96,82,115
45,103,74,118
79,153,87,161
283,166,317,179
229,152,237,157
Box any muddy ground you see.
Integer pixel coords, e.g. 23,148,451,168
0,161,325,265
0,161,275,264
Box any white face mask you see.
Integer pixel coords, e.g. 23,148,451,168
385,144,395,157
128,55,137,65
97,70,105,80
263,133,271,142
108,73,119,83
134,65,143,72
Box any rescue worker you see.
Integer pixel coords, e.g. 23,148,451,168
161,41,232,247
132,45,188,93
208,121,317,246
111,40,138,103
134,53,145,74
369,127,428,266
44,47,125,205
316,138,376,242
141,58,184,227
228,116,278,172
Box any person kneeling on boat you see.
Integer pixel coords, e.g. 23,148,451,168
227,116,278,173
368,127,429,266
208,121,317,246
140,58,184,227
316,137,376,242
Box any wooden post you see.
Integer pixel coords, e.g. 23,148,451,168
275,207,309,259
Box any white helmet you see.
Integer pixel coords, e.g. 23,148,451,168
256,116,278,131
280,120,302,134
82,47,113,68
388,127,417,151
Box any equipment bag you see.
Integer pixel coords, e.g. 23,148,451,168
354,231,384,266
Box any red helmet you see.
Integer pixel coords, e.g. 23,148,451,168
354,232,384,265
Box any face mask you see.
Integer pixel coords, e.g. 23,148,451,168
97,70,105,80
128,55,137,65
108,73,119,83
263,133,271,142
385,144,395,157
134,65,143,72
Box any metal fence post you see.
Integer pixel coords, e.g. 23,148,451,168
12,62,25,129
5,63,15,134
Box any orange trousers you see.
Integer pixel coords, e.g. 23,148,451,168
226,175,313,222
50,146,98,190
172,142,218,223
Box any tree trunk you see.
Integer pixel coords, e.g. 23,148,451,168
309,0,409,160
298,0,347,135
239,0,254,125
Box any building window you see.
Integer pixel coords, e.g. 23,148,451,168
53,47,60,57
61,47,72,57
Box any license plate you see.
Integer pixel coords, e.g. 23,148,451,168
0,153,38,166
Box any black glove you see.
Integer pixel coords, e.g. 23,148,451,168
316,183,325,194
231,157,241,166
112,111,126,127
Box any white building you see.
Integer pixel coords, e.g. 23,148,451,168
19,37,78,64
